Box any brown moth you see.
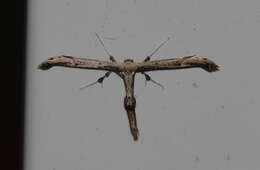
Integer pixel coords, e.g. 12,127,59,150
38,34,219,141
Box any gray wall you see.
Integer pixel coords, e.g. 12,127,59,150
25,0,260,169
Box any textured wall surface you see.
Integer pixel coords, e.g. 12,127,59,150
25,0,260,169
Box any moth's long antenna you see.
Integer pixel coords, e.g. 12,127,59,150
150,37,170,57
95,33,116,62
144,37,170,62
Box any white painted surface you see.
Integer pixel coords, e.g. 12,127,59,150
25,0,260,169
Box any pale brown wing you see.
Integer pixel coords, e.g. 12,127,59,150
136,55,219,73
38,55,121,72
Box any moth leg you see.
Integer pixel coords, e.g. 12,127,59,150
80,71,111,89
144,37,170,62
142,72,164,90
109,55,117,62
144,56,151,62
95,33,117,62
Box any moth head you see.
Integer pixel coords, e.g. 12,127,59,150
124,59,134,63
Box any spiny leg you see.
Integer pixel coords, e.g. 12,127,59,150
142,72,164,90
95,33,117,62
80,71,111,89
144,37,170,62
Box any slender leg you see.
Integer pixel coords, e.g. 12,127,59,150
141,38,170,89
80,71,111,89
82,33,120,88
95,33,117,62
142,72,164,90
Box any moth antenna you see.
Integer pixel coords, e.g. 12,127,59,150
95,33,116,62
144,37,170,62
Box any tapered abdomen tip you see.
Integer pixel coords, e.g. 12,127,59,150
132,131,138,141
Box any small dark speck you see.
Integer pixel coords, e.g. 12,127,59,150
193,24,198,31
95,127,99,131
192,82,198,88
221,105,225,109
195,155,200,162
226,154,230,160
53,168,56,170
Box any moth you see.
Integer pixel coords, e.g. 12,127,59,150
38,34,219,141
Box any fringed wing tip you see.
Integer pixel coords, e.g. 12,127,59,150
38,57,57,70
38,61,52,70
183,56,219,73
204,62,219,72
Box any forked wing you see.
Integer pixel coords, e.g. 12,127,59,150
136,56,219,73
38,56,121,72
